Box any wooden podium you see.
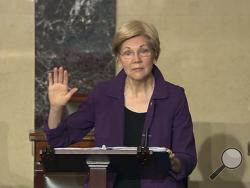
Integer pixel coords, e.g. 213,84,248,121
30,130,170,188
29,130,95,188
41,146,170,188
43,147,143,188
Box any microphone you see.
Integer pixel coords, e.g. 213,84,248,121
143,128,149,148
137,128,151,164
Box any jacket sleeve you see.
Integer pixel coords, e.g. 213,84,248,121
44,89,96,148
169,88,197,180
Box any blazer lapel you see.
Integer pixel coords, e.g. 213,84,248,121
142,65,169,146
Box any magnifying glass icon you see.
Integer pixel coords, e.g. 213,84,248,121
210,148,242,180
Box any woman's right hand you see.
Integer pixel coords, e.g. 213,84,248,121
48,67,78,109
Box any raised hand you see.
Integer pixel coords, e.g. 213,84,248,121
48,67,78,109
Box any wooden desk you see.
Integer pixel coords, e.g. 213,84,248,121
29,130,94,188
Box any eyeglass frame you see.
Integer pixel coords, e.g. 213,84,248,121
119,45,154,60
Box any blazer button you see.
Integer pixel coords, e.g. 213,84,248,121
150,102,153,106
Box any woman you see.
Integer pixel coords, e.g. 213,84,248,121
45,20,197,188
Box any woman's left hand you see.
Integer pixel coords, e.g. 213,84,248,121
167,149,182,173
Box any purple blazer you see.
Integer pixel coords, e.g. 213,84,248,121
45,65,197,188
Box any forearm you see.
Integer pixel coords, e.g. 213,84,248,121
46,101,94,147
48,106,64,129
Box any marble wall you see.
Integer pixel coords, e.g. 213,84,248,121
35,0,116,129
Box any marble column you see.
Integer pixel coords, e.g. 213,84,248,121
35,0,116,129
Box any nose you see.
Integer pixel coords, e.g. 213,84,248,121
133,52,142,62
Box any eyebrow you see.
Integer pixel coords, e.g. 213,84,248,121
121,44,149,51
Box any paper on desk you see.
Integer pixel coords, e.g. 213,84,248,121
55,146,167,152
106,146,167,152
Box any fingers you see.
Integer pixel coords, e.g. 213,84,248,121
63,69,68,85
167,149,175,164
166,149,177,159
58,67,64,83
49,67,68,85
167,149,176,164
53,67,58,83
54,67,64,83
48,72,53,86
169,152,175,160
166,149,173,156
166,148,182,173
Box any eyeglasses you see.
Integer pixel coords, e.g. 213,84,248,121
119,47,152,60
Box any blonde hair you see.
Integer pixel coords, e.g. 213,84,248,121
112,20,161,61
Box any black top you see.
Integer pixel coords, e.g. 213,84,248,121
114,107,146,188
124,107,146,147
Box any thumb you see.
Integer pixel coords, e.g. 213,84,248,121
66,88,78,98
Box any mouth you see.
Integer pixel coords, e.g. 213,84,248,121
132,67,143,72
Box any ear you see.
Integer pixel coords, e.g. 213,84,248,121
115,56,120,65
152,51,158,64
154,58,157,64
115,56,122,67
117,54,125,63
152,54,157,64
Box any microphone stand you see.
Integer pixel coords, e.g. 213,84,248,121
137,128,151,164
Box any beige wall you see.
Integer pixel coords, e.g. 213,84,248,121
0,0,34,187
0,0,250,187
117,0,250,187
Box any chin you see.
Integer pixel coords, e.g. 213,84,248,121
129,74,149,81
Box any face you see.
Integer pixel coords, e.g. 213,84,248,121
118,35,155,81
